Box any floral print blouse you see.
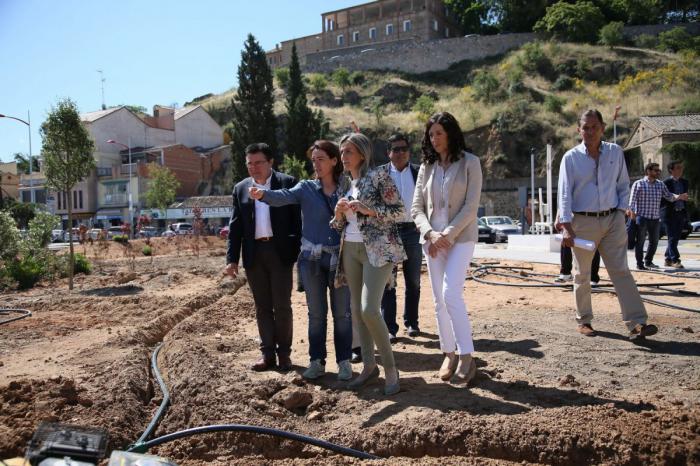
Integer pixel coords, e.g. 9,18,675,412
330,168,407,288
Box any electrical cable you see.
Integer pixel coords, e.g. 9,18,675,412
129,344,380,460
128,424,379,460
0,308,31,326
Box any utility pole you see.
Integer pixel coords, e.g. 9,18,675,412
97,69,106,110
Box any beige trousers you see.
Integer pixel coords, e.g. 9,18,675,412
571,210,648,331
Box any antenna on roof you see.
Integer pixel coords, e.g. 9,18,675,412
97,69,106,110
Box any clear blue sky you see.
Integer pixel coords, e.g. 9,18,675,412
0,0,359,163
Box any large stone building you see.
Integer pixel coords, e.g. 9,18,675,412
266,0,462,69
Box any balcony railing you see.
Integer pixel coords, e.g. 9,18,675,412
120,163,136,176
96,167,112,177
103,193,128,206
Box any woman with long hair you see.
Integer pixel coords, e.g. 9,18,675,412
412,112,483,385
249,140,353,381
331,132,406,396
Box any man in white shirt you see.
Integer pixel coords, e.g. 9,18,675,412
225,143,301,371
380,134,422,341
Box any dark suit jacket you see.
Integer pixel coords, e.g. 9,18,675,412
227,171,301,269
661,176,689,220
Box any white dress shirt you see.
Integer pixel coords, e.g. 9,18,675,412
253,174,273,239
389,162,415,223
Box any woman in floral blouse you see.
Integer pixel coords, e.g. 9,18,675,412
331,132,406,396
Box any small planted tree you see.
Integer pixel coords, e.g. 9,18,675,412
332,67,351,93
145,163,180,229
41,98,96,290
599,21,624,48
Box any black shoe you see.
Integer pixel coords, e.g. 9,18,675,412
636,264,647,270
645,262,660,269
389,333,398,344
350,348,362,364
664,259,673,267
630,324,658,341
406,326,420,337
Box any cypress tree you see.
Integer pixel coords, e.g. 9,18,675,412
229,34,278,182
285,43,328,162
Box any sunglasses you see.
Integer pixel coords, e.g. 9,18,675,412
390,146,409,153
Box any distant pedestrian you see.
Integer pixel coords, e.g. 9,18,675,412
661,160,690,268
412,112,482,384
628,162,687,270
379,133,422,342
557,109,658,340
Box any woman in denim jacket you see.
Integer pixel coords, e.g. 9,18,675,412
249,140,353,381
331,132,406,396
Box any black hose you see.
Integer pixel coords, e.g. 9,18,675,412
133,343,170,445
129,345,380,460
0,308,31,326
128,424,379,460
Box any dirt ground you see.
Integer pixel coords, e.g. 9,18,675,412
1,237,698,465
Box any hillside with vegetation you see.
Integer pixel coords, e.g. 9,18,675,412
191,36,699,186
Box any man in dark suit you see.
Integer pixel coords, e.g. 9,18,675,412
225,143,301,371
662,160,690,269
380,133,422,342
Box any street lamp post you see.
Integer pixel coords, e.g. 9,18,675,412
0,111,34,203
106,138,133,239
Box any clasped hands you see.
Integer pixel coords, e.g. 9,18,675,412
335,197,375,218
427,230,451,257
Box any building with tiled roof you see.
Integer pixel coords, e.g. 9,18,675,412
624,113,700,173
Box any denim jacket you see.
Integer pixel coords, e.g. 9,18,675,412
330,168,407,288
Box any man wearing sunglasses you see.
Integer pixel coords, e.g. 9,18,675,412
380,133,422,342
629,162,688,270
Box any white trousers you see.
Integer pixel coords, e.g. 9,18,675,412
424,241,475,355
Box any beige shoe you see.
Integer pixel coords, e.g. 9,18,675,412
438,352,458,381
452,354,477,385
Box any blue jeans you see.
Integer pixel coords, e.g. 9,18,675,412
299,251,352,364
664,211,686,263
635,217,660,266
381,224,422,334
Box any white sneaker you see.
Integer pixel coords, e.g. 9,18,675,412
302,359,325,380
337,359,353,381
555,274,572,282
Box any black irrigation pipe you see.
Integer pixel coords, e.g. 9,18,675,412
128,345,379,460
128,424,379,460
471,264,700,313
0,308,31,326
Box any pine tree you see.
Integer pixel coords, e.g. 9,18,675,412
229,34,278,182
285,43,329,163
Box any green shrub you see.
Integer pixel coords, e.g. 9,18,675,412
8,256,45,290
544,94,566,113
412,95,437,119
332,67,351,91
113,234,129,244
275,67,290,90
472,70,501,102
350,71,365,86
0,210,21,262
73,253,92,275
599,21,624,48
634,34,657,49
658,27,696,53
279,155,311,181
552,75,574,91
506,66,525,96
677,97,700,114
518,42,555,80
142,245,153,256
309,74,328,95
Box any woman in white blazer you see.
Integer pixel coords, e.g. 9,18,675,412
411,112,483,385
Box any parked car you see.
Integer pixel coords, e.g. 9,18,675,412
138,226,159,238
87,228,105,241
63,228,80,242
51,229,64,243
477,218,496,244
218,225,230,240
691,220,700,233
106,225,126,240
481,216,520,242
162,222,193,237
659,219,692,240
